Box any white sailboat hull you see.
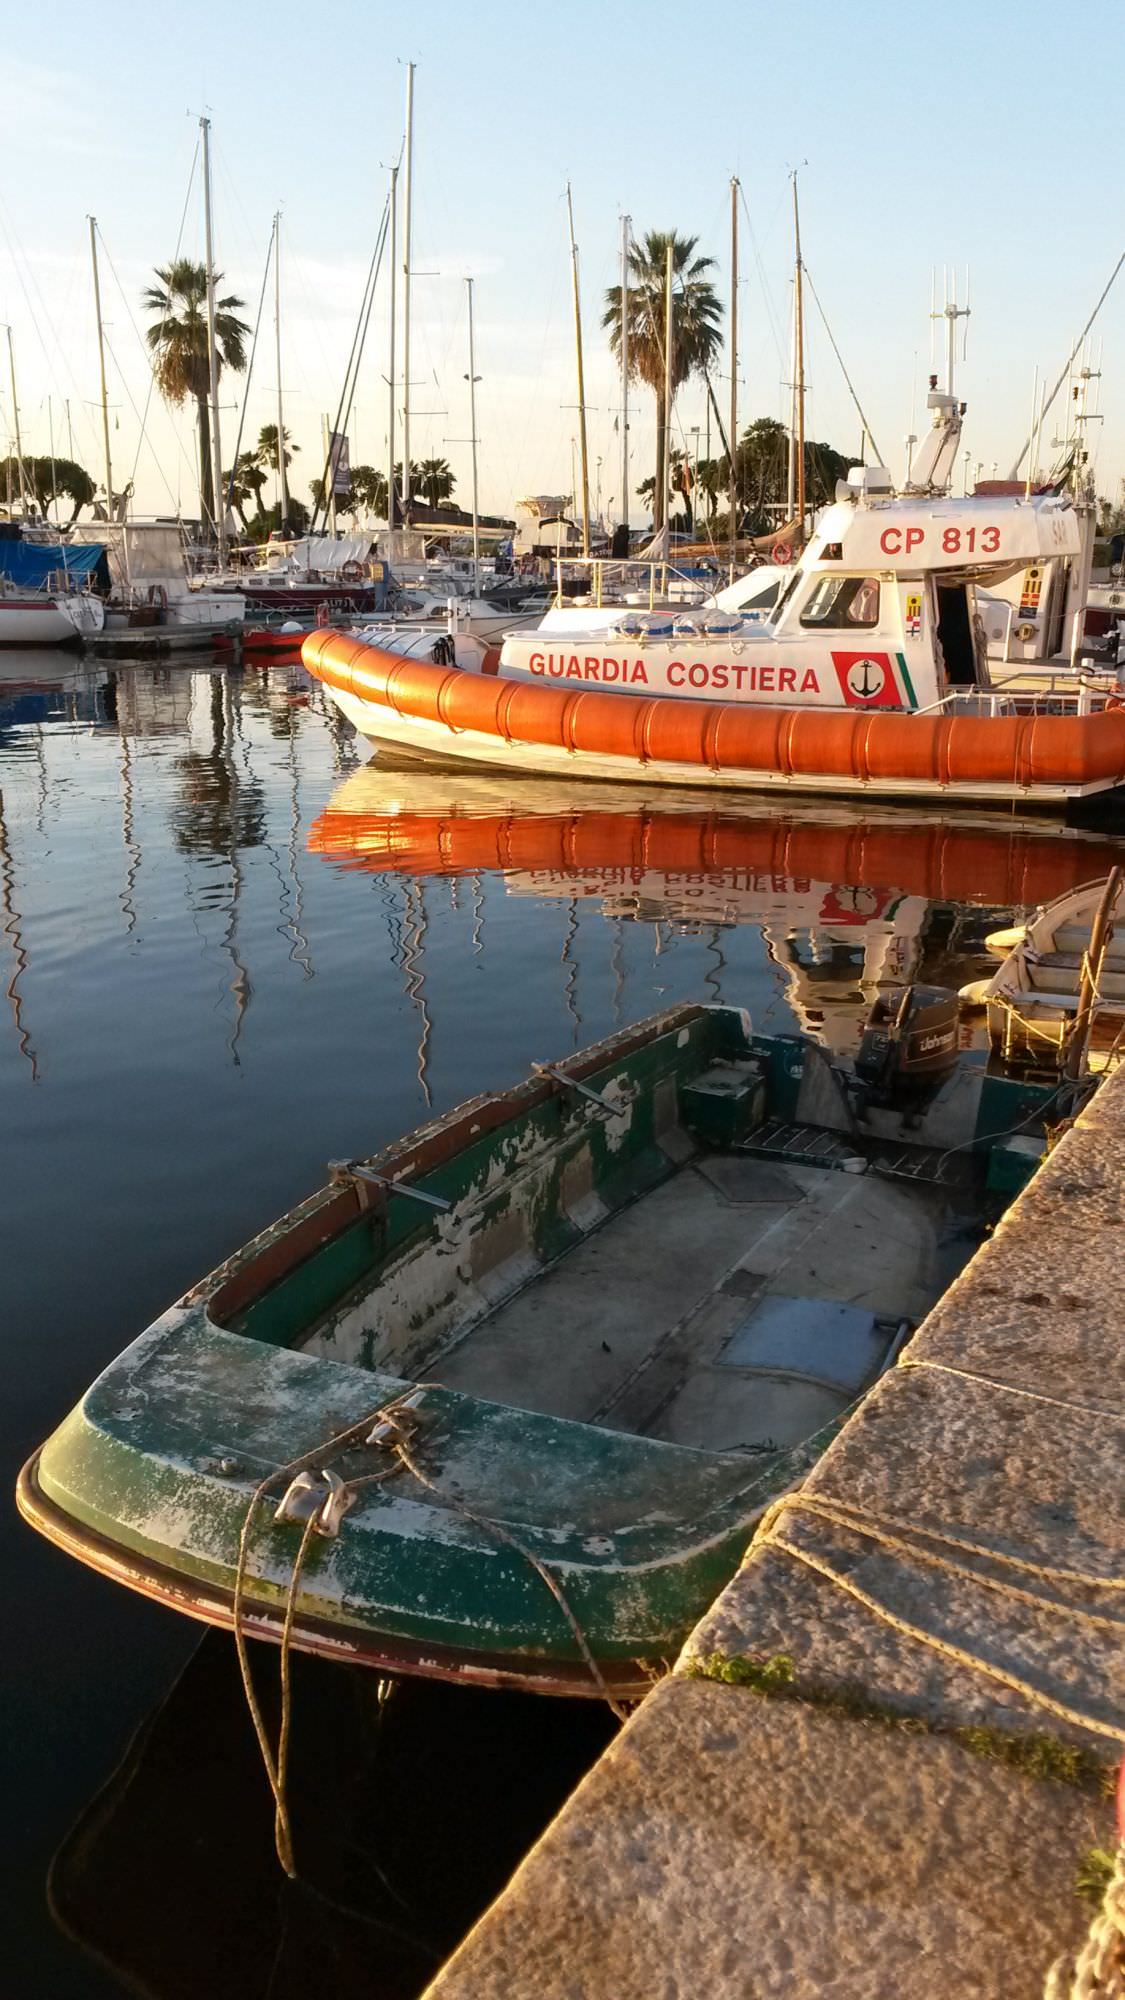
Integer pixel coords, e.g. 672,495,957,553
0,595,105,645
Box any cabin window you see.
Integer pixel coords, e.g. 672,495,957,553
799,574,881,629
769,568,804,624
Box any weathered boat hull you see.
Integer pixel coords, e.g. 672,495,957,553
301,630,1125,804
18,1005,1059,1694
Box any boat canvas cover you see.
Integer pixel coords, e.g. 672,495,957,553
270,535,373,574
70,522,186,591
0,540,108,591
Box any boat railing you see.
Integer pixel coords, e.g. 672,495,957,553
914,682,1116,719
551,557,717,610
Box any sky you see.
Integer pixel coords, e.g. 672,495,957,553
4,0,1124,530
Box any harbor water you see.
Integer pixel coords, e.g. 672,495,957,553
4,647,1124,1996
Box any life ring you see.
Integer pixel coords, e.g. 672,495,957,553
771,542,791,566
340,560,365,582
147,583,168,609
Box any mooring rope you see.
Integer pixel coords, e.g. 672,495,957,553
231,1385,630,1876
748,1488,1125,1749
1045,1840,1125,1999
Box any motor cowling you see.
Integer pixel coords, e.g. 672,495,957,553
855,984,960,1105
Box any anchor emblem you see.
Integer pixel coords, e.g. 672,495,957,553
846,656,887,701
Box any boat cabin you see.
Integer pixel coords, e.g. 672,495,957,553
499,471,1083,713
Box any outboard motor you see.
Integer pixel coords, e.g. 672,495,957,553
854,984,960,1113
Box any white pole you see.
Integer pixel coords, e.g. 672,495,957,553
200,116,226,567
48,396,57,525
566,182,591,556
322,414,338,535
786,280,797,520
400,63,415,525
274,211,288,534
620,213,630,540
466,276,480,572
6,326,29,516
387,161,397,532
1024,368,1039,502
729,175,738,569
88,220,114,525
662,240,674,540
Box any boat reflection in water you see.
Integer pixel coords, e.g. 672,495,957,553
49,1632,615,2000
308,763,1125,1058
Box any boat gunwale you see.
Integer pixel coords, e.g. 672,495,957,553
15,1450,654,1699
204,1001,708,1330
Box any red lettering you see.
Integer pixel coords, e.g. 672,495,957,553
529,652,545,674
584,655,601,680
729,663,747,690
880,527,902,554
941,526,960,555
778,666,796,692
548,654,563,677
602,657,619,681
631,661,649,685
800,668,820,693
667,660,685,687
905,527,924,553
688,662,709,688
759,665,776,693
981,525,1000,553
710,663,729,690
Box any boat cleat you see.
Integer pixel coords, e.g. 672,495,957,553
273,1467,355,1537
366,1388,429,1450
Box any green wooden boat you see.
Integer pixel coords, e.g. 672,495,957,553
18,1001,1057,1699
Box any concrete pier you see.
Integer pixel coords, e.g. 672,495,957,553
425,1071,1124,1999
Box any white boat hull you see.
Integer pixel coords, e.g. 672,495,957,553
328,686,1095,804
0,595,104,644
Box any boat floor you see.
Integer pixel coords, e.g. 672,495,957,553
436,1154,962,1453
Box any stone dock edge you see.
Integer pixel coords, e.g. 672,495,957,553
424,1068,1124,1998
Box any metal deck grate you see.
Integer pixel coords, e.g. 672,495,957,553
739,1119,980,1190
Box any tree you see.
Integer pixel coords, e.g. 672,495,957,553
256,424,297,474
143,259,249,538
243,497,309,542
223,451,268,533
0,455,96,524
350,465,388,520
415,456,455,508
604,232,723,532
721,418,853,536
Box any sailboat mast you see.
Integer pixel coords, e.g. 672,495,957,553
400,63,415,526
728,176,739,571
620,214,630,543
566,182,591,556
48,396,57,525
662,241,674,541
273,212,288,534
793,170,806,540
200,116,227,567
387,162,398,532
466,276,480,571
5,326,29,517
88,220,114,525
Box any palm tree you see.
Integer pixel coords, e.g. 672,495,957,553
256,424,297,475
223,451,268,533
603,232,723,533
415,456,455,509
143,259,249,538
342,465,387,522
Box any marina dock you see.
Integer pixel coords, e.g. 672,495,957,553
425,1067,1125,1999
